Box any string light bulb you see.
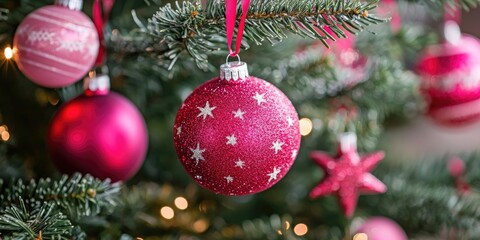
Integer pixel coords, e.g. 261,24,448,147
160,206,175,219
0,125,10,142
293,223,308,236
1,131,10,141
174,196,188,210
353,233,368,240
193,219,209,233
4,47,13,59
299,118,313,136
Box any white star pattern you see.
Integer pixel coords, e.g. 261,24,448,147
233,108,246,120
226,134,237,146
225,175,234,183
291,150,298,160
190,143,206,165
176,126,182,136
286,116,294,127
253,92,266,105
267,166,281,182
235,159,245,168
197,101,216,120
270,140,285,154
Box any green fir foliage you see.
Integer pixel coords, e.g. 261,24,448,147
146,0,386,70
1,0,480,239
0,174,121,239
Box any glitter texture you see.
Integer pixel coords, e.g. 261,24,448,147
48,91,148,182
174,76,301,195
309,133,386,218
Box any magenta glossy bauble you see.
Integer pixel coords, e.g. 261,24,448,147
48,89,148,182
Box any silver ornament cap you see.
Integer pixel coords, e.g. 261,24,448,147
54,0,83,11
220,59,249,82
83,74,110,94
337,132,357,154
443,20,461,45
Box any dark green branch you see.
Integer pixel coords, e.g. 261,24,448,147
146,0,387,70
0,173,121,220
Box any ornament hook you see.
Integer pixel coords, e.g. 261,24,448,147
225,54,242,66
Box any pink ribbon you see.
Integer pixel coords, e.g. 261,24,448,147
444,0,461,23
226,0,251,57
93,0,115,66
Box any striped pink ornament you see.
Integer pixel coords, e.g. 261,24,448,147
13,5,99,88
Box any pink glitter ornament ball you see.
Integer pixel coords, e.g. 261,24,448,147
356,217,407,240
48,75,148,182
13,0,99,88
174,61,301,195
416,22,480,126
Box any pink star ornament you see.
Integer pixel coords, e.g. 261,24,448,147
309,133,387,218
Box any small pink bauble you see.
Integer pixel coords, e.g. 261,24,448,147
174,62,301,195
48,79,148,182
416,34,480,126
13,5,99,88
357,217,408,240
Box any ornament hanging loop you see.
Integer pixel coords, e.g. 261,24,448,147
225,54,242,66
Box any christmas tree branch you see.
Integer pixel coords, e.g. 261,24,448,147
0,199,72,239
372,177,480,236
0,173,121,220
208,215,303,240
146,0,387,70
364,154,480,237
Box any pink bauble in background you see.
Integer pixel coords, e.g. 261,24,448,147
48,76,148,182
357,217,408,240
416,30,480,126
174,62,301,195
13,4,99,88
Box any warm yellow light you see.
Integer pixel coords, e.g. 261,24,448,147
47,94,60,106
353,233,368,240
160,206,175,219
4,47,13,59
1,131,10,141
0,125,6,133
299,118,313,136
293,223,308,236
174,196,188,210
193,219,209,233
284,221,290,230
